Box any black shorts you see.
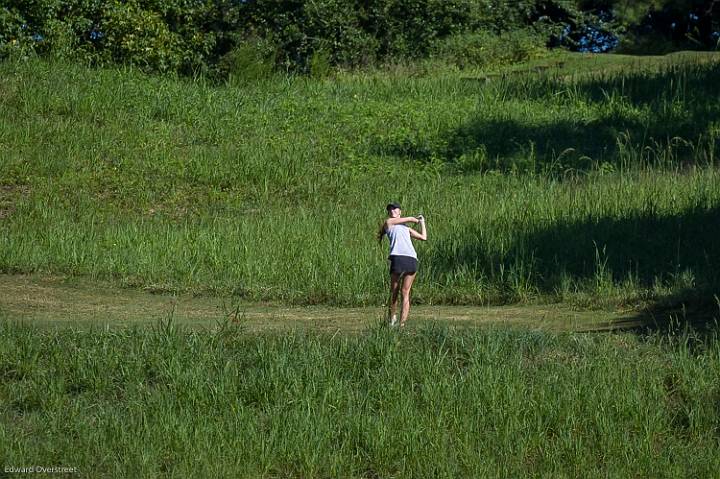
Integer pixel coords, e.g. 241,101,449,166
389,255,418,274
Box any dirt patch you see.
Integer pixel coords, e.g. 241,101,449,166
0,274,638,333
0,184,30,219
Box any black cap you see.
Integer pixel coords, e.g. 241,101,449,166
386,202,401,211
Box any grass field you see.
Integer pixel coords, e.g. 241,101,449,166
1,51,719,307
2,315,719,478
2,51,720,477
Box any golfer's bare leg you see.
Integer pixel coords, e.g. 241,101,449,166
399,273,416,327
388,273,402,322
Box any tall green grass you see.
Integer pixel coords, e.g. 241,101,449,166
1,54,719,305
1,319,719,477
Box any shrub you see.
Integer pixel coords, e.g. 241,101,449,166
436,28,548,69
97,2,183,73
217,37,277,84
0,7,35,60
309,46,332,78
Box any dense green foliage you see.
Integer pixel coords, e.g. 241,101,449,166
1,54,719,306
0,0,546,74
2,0,718,76
1,0,229,75
1,319,719,477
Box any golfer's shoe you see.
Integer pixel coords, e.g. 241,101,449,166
389,315,398,327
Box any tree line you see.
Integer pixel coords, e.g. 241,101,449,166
1,0,719,78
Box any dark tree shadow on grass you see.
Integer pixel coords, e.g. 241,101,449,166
592,289,720,338
427,205,720,333
392,61,720,334
376,62,720,173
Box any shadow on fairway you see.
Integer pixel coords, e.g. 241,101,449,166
591,289,720,337
426,205,720,332
375,61,720,173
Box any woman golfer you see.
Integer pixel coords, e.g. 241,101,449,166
377,202,427,327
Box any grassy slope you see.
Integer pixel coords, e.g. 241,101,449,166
1,52,720,307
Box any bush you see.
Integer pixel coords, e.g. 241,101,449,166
97,2,183,73
217,37,277,84
435,28,548,69
308,46,332,78
300,0,380,68
0,0,228,73
0,7,36,60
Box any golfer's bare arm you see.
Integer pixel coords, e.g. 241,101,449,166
409,221,427,241
386,216,419,226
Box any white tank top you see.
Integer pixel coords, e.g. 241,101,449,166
386,224,417,259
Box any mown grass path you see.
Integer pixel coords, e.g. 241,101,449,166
0,274,637,332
